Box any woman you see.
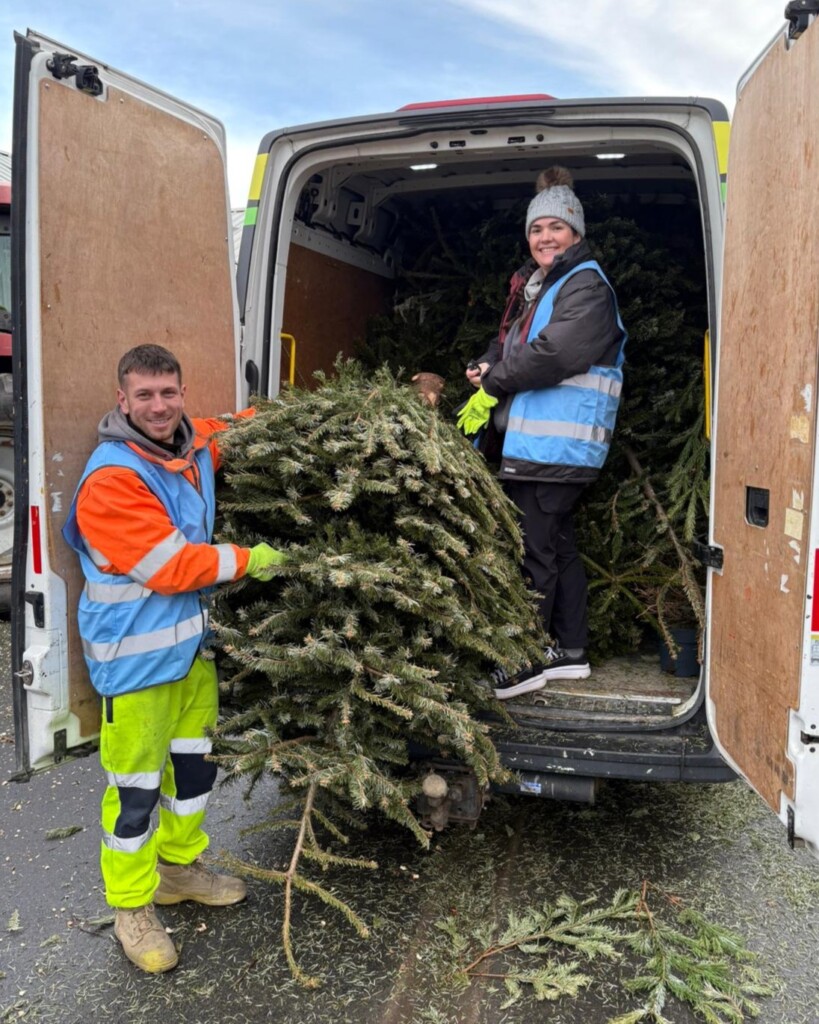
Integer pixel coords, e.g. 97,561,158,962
459,167,627,700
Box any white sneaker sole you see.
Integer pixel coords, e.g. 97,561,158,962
542,663,591,681
494,662,591,699
494,675,548,699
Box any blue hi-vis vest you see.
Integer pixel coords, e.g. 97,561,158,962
62,442,217,697
503,261,627,470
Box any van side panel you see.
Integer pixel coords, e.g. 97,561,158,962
709,27,819,811
32,76,236,756
280,241,392,387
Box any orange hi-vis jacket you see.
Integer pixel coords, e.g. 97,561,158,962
74,414,251,595
63,410,253,695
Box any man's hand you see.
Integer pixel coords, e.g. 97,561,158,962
246,542,287,580
456,388,498,435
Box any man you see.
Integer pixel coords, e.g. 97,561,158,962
63,344,283,973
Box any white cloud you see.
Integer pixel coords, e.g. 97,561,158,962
443,0,784,110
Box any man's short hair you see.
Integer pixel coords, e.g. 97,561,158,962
117,345,182,387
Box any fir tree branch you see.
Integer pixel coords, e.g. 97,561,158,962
623,445,705,631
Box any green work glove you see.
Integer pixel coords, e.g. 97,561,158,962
245,542,287,580
456,387,498,435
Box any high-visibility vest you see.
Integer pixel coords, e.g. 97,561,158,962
62,442,217,696
503,261,627,470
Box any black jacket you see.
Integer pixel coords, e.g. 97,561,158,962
479,240,623,483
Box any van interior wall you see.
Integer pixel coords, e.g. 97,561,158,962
280,242,394,388
288,182,709,707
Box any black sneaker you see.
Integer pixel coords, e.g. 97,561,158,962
540,646,590,681
490,663,549,700
491,646,591,700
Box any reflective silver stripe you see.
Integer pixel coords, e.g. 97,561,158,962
160,792,211,816
84,542,110,569
214,544,238,583
129,528,188,584
559,373,622,397
170,737,212,755
507,418,611,444
85,580,152,604
82,614,204,663
102,824,153,854
106,770,162,790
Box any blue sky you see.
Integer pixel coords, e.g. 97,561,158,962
0,1,785,205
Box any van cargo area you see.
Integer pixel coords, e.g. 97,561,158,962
254,125,723,780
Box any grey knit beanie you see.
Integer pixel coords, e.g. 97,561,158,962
525,166,585,238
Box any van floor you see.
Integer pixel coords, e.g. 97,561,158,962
506,652,698,719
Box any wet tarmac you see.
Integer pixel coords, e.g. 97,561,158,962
2,617,819,1024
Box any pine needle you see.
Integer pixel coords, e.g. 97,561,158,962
440,882,773,1022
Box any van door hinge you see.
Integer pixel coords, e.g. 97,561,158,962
46,52,103,96
692,540,724,570
24,591,44,628
785,0,819,39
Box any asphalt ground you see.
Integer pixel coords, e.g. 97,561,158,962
2,617,819,1024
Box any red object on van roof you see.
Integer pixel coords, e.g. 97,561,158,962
399,94,554,111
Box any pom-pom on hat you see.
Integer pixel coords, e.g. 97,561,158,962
525,166,585,238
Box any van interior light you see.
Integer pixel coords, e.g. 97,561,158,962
409,163,438,171
596,153,626,160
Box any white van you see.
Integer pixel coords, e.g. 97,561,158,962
8,9,819,857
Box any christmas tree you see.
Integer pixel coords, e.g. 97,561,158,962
209,361,545,983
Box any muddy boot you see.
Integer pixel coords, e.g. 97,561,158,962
114,904,178,974
155,858,247,906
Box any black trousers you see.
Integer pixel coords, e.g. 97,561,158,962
503,480,588,650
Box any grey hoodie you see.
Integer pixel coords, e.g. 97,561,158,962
96,406,197,464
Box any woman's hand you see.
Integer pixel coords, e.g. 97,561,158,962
466,361,490,389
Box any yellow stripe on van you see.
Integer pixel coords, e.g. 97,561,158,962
713,121,730,176
248,153,269,203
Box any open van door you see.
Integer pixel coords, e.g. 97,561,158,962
707,12,819,858
10,31,240,775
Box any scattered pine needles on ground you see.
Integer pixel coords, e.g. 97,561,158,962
439,881,772,1022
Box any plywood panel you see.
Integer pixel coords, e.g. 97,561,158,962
709,26,819,809
280,242,393,388
38,79,236,737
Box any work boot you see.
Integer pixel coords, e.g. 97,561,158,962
114,904,178,974
155,858,247,906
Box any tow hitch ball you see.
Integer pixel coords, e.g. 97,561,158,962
416,769,488,831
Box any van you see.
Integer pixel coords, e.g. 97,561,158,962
9,11,819,858
0,157,12,604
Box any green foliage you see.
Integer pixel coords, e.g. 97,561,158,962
209,361,546,982
440,886,772,1021
44,825,84,840
355,199,529,414
213,362,544,792
580,198,710,657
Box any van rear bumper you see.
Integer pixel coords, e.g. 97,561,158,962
493,721,736,786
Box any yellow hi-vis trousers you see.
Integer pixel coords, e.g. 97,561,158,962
99,656,219,908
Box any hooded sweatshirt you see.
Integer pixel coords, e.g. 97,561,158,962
73,406,252,595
